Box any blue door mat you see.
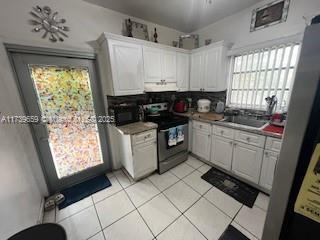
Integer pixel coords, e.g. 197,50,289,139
201,167,259,208
58,174,111,209
219,225,249,240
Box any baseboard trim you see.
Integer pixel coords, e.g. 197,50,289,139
37,197,45,224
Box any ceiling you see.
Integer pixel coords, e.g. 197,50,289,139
85,0,264,32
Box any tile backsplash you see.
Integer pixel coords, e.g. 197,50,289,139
107,91,226,111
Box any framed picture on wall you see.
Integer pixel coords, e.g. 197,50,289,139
250,0,290,32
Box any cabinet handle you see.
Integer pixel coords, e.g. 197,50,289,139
221,130,224,134
208,134,211,138
229,141,233,145
246,137,250,141
234,142,237,146
265,151,269,156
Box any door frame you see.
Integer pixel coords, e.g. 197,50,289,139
6,44,112,194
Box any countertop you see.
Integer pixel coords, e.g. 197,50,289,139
116,122,158,135
174,111,283,139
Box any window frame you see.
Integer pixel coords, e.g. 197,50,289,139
226,41,301,111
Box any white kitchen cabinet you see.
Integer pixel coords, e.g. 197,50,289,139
232,142,263,184
190,41,230,92
192,122,211,161
162,50,177,82
177,52,190,91
109,126,157,180
143,46,163,83
190,52,203,91
97,38,144,96
265,137,282,152
203,47,221,91
133,140,157,178
211,136,233,171
259,150,278,190
143,46,176,83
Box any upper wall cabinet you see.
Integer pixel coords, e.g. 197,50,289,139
97,33,231,95
143,46,177,83
97,36,144,96
190,52,203,91
176,52,190,92
190,41,230,92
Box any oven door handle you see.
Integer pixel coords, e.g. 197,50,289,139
159,124,188,132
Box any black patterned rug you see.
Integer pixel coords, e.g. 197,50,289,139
201,167,259,207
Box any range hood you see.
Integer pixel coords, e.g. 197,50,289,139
144,82,179,92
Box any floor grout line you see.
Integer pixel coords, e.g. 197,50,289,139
122,183,157,239
146,169,209,239
57,155,266,240
232,219,261,240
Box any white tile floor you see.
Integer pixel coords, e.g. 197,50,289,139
44,155,269,240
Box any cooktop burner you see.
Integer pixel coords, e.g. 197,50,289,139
146,112,188,130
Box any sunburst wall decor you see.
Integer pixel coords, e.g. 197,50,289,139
29,5,70,42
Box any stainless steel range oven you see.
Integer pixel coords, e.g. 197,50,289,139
143,103,189,174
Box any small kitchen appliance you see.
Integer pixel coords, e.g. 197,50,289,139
174,99,187,113
108,105,139,126
215,101,225,114
197,99,211,113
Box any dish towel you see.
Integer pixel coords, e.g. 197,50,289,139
168,127,177,146
176,125,184,143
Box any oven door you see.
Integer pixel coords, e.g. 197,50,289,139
158,124,189,162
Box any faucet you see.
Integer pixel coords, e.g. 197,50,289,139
265,95,278,116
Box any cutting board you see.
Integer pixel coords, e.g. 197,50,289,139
193,112,224,121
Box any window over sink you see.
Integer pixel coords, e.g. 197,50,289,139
227,42,300,111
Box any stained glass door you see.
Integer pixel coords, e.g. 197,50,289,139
11,52,110,193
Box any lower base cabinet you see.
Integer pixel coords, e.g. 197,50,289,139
191,120,281,191
259,150,279,190
192,129,211,161
133,141,157,178
211,135,233,171
232,142,263,184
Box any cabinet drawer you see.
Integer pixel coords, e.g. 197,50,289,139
213,125,234,139
193,121,211,132
234,130,266,148
132,130,156,146
265,137,282,152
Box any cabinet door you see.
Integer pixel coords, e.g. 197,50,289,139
259,151,278,190
177,52,190,91
143,46,162,83
190,52,203,91
203,47,221,91
192,129,211,161
232,142,263,184
162,50,177,83
211,136,233,171
109,40,144,95
133,141,157,178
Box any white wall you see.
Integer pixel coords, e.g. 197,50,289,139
0,0,184,238
0,40,47,239
192,0,320,49
0,0,184,50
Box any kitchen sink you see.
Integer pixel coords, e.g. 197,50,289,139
221,116,267,128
